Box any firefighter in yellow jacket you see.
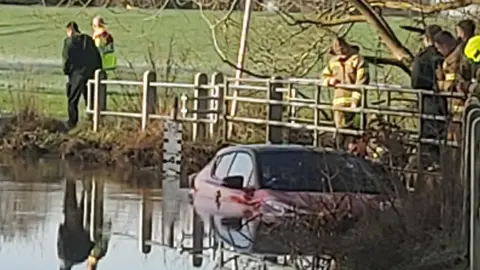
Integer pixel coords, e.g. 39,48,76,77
321,38,370,129
433,31,471,141
92,16,117,73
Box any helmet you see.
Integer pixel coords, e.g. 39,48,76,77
464,35,480,63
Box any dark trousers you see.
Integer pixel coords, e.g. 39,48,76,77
420,118,447,166
66,74,90,128
420,96,448,166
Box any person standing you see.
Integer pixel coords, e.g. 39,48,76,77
456,20,477,91
321,37,369,148
456,19,476,48
92,16,117,74
411,25,446,169
433,31,471,141
62,21,102,129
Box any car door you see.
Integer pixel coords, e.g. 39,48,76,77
222,152,255,205
206,152,235,199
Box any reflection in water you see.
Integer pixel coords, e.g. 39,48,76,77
57,179,94,270
140,189,153,254
57,177,111,270
0,157,219,270
0,157,311,270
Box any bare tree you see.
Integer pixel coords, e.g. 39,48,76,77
194,0,480,79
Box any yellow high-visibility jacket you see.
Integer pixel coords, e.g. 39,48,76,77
436,43,468,113
321,53,369,107
93,29,117,71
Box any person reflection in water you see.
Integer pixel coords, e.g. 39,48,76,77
57,179,110,270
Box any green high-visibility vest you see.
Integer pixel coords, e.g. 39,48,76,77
94,30,117,71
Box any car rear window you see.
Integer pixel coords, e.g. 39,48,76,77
257,150,389,194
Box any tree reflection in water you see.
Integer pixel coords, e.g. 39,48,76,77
0,157,62,248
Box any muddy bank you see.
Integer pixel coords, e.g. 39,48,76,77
0,114,228,175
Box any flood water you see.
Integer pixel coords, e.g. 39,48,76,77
0,156,221,270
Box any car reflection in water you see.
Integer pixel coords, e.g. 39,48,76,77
190,144,399,269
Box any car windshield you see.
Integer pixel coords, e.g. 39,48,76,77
257,150,387,194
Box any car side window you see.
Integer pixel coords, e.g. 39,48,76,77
227,152,254,186
213,153,235,179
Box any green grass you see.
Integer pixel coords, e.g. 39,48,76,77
0,5,462,118
0,5,459,67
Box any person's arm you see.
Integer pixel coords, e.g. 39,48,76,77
62,37,72,75
321,59,336,86
411,56,425,89
352,55,369,105
457,55,473,93
93,35,102,48
86,36,103,74
436,65,447,92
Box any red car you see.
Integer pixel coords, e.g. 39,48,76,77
190,144,396,221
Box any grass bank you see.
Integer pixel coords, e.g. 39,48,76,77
0,94,228,175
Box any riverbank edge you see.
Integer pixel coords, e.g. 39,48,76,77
0,115,227,174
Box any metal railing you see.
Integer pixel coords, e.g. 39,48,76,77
87,69,464,149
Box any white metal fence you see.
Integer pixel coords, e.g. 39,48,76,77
86,69,464,147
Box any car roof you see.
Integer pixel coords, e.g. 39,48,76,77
217,144,317,155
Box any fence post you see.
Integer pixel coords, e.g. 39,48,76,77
141,71,156,131
287,83,296,124
266,76,283,144
416,92,424,190
360,87,367,132
147,71,157,114
192,73,209,141
210,72,225,139
92,69,107,132
462,98,480,241
139,189,153,254
86,80,93,113
469,112,480,270
222,79,230,142
89,176,104,242
313,86,320,147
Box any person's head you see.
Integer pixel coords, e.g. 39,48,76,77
433,31,457,56
92,16,106,31
422,24,442,47
330,37,353,59
456,19,476,41
65,21,80,37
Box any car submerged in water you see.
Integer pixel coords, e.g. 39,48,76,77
190,144,396,220
189,144,398,269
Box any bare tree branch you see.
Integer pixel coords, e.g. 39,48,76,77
368,0,480,14
364,56,412,76
349,0,414,64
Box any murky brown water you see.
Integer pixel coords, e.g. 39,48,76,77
0,156,220,270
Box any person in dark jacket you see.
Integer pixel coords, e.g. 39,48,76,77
456,19,478,93
57,179,94,270
62,21,102,129
411,24,447,169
